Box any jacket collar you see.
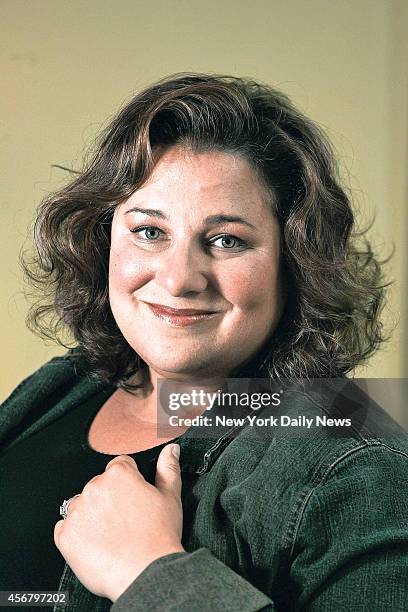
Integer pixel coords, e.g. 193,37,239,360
0,352,254,474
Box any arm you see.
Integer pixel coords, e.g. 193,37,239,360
112,443,408,612
111,549,275,612
54,444,277,611
289,443,408,610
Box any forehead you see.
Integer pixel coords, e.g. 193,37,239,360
145,146,253,184
121,146,273,217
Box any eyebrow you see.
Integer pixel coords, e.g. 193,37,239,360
124,207,257,230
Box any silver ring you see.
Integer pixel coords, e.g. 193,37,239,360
59,494,80,520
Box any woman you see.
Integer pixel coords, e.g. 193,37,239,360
1,73,407,611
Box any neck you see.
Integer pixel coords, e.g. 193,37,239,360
150,368,225,415
123,367,226,424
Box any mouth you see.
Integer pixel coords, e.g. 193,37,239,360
143,302,222,327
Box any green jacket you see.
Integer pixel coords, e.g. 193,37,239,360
1,351,408,611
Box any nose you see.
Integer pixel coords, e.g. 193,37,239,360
155,242,209,296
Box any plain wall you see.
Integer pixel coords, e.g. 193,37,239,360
1,1,407,413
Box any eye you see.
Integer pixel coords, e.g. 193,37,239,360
130,226,165,241
209,234,247,250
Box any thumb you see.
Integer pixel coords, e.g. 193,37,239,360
155,443,181,497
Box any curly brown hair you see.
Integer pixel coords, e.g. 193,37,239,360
22,73,388,386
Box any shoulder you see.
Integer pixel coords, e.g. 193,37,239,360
215,378,408,504
0,348,110,451
245,378,408,466
1,348,85,409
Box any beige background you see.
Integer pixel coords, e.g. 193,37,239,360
1,2,407,412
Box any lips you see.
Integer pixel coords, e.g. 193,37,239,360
146,303,217,315
144,302,221,327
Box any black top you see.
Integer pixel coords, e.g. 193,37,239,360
0,388,176,593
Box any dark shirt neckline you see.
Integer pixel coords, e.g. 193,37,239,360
80,388,180,458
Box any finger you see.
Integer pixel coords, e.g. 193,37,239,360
81,474,101,496
105,454,139,472
82,474,100,491
155,443,181,498
104,455,145,483
57,494,81,525
54,519,65,547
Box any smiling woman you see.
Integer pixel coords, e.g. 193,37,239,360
22,73,386,386
109,147,282,380
1,74,408,611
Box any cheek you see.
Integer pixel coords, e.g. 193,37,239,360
108,247,150,293
109,217,153,293
222,260,281,313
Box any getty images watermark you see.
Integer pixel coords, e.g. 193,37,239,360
155,378,408,439
154,378,370,440
163,386,351,429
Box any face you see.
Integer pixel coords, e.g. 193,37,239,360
109,145,283,380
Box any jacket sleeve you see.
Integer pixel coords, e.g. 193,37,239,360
110,548,275,612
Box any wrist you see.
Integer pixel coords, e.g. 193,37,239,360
108,545,187,602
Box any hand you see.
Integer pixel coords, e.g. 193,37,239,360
54,443,185,602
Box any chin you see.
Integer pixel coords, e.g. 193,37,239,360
151,360,216,378
140,352,230,379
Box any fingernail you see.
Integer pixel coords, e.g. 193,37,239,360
172,444,180,459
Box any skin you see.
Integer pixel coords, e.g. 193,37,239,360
54,146,283,601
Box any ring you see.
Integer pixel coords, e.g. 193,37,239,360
59,494,80,520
